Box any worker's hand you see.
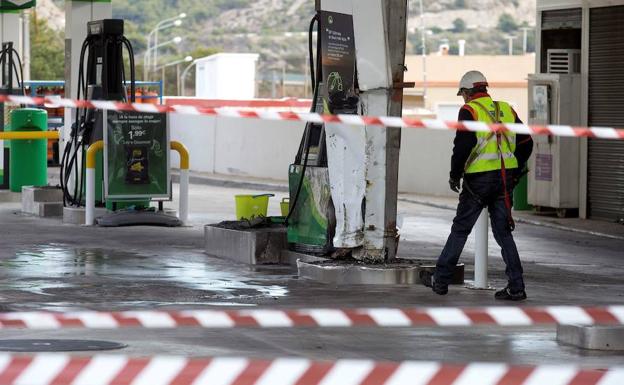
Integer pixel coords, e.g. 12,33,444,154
449,177,461,193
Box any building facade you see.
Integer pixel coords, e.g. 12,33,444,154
534,0,624,222
404,55,535,121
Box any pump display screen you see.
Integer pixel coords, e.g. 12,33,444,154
103,111,170,200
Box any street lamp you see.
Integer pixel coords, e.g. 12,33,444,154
180,59,198,96
156,56,193,95
418,0,428,103
520,27,534,54
146,13,187,72
143,36,183,80
505,35,517,56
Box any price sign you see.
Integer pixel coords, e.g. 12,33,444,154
103,110,170,200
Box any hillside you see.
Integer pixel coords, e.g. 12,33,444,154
411,0,536,30
43,0,537,93
45,0,536,55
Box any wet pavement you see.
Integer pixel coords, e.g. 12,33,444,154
0,182,622,365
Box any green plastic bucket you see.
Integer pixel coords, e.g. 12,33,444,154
235,194,274,220
280,197,290,217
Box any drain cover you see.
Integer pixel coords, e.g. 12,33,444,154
0,340,127,352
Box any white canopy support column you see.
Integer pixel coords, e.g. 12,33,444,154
1,11,24,177
20,10,30,81
0,11,21,85
319,0,406,262
352,0,406,262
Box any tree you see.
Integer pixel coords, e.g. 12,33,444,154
452,18,467,33
30,13,65,80
498,13,518,33
454,0,466,9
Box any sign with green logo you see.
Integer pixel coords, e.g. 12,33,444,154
320,11,356,101
103,111,170,200
0,0,35,11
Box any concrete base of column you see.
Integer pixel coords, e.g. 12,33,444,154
298,261,464,285
63,206,107,225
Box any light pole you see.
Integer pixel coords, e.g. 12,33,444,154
143,36,183,80
505,35,517,56
146,18,183,72
156,56,193,95
146,13,186,72
419,0,428,104
180,59,198,96
520,27,533,54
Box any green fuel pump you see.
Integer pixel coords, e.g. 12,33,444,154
61,19,137,209
286,7,359,254
61,19,177,227
286,12,332,254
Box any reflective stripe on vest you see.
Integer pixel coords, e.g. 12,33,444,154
464,96,518,174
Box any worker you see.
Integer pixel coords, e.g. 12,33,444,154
420,70,534,301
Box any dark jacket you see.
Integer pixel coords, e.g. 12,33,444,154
450,93,534,180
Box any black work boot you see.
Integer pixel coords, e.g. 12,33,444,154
494,286,527,301
420,270,448,295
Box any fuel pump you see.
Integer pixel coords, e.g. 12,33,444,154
287,5,360,254
61,19,136,207
286,11,332,254
0,42,26,189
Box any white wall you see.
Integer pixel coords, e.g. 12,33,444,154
170,113,305,180
195,54,259,100
169,113,455,197
399,129,455,197
168,113,217,173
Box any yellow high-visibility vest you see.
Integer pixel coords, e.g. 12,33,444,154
464,96,519,174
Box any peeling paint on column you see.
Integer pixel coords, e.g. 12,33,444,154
325,122,366,249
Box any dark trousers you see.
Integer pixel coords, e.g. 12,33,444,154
434,170,525,291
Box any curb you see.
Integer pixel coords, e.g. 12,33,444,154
398,197,624,241
167,176,623,242
171,172,288,193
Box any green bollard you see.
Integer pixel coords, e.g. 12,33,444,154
8,108,48,193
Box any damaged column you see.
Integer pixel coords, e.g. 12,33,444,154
352,0,406,262
317,0,406,263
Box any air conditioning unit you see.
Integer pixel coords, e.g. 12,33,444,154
547,49,581,74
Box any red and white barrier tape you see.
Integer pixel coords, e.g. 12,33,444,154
0,354,619,385
0,306,622,330
2,94,624,140
165,97,312,109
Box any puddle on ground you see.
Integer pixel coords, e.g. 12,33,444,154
535,262,599,267
0,244,288,307
19,301,258,312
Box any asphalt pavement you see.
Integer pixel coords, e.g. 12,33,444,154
0,178,622,365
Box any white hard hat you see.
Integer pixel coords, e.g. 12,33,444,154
457,71,489,95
